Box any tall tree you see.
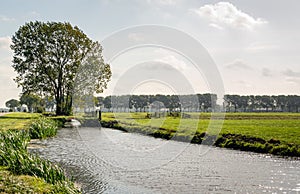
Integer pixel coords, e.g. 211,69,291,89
11,21,111,115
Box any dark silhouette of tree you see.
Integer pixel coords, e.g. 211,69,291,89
103,96,112,111
5,99,20,111
97,94,300,113
224,95,240,112
286,95,300,112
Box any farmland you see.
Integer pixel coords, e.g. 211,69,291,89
101,112,300,156
0,113,40,130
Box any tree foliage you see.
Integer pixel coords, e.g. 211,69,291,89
98,94,217,112
98,94,300,113
224,94,300,112
5,99,20,110
11,21,111,115
20,93,43,113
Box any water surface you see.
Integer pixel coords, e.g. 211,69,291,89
30,127,300,193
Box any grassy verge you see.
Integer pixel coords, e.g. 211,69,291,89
101,112,300,157
0,112,41,130
0,113,80,193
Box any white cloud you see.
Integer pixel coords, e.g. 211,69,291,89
0,36,12,50
282,69,300,85
153,48,188,71
128,33,145,42
190,2,267,30
209,23,224,30
155,55,187,71
225,59,252,70
262,68,272,77
283,69,300,77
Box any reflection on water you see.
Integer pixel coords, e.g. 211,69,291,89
30,127,300,193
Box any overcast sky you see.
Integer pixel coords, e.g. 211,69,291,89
1,0,300,107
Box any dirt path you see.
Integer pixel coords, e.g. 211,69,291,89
0,112,9,117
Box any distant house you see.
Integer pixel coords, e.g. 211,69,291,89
0,108,9,113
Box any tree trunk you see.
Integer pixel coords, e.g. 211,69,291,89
56,97,63,115
55,88,65,115
63,94,73,116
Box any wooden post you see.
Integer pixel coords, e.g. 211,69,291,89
98,110,102,121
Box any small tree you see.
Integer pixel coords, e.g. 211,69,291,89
20,93,43,113
5,99,20,111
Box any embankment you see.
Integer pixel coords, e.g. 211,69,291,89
100,120,300,157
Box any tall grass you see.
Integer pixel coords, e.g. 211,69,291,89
29,117,58,139
0,128,80,193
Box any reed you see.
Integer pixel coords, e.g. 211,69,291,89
29,117,58,139
0,130,80,193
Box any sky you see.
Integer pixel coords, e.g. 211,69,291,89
0,0,300,107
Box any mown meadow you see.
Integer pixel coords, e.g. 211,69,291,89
0,112,80,193
0,113,40,130
101,112,300,157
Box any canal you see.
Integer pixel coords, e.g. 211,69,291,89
30,127,300,193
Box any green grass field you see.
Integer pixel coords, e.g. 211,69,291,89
101,112,300,156
0,112,41,130
102,112,300,144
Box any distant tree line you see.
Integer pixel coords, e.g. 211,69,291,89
97,94,300,113
224,95,300,112
6,93,300,113
97,94,218,112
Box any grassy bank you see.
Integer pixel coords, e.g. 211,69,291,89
0,112,80,193
0,166,62,193
101,112,300,157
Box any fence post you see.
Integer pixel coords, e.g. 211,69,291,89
98,110,102,121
